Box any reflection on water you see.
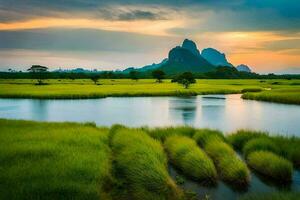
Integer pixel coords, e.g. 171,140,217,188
169,97,197,125
1,94,300,136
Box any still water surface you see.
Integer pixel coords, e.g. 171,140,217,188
0,94,300,136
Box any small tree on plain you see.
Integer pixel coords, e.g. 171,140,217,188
27,65,48,85
91,75,100,85
152,70,165,83
172,72,196,89
129,70,139,81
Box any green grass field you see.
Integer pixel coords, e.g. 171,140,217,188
1,119,300,200
1,79,300,104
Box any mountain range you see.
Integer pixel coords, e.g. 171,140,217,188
123,39,252,74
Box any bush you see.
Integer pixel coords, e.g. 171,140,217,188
227,130,268,151
243,138,280,158
110,127,182,200
203,139,250,186
247,151,293,182
193,129,225,147
164,136,217,184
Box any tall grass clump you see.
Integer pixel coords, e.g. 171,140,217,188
110,127,182,200
193,129,225,147
204,139,250,186
247,151,293,182
194,129,250,186
164,136,217,184
227,130,268,151
147,126,196,141
243,138,280,158
272,136,300,168
0,119,112,200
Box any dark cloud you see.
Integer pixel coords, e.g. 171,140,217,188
0,28,178,52
117,10,165,21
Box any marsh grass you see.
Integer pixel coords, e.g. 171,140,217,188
164,136,217,184
227,130,268,151
243,138,280,158
242,88,300,105
239,192,300,200
193,129,225,147
0,119,112,200
147,126,196,141
247,151,293,183
110,127,182,200
204,139,250,186
228,130,300,168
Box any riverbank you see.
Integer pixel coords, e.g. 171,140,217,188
0,79,299,103
1,119,299,200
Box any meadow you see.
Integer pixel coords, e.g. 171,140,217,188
0,79,300,104
1,119,300,200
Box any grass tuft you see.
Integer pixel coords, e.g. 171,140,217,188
147,126,196,141
193,129,225,147
247,151,293,182
202,138,250,186
227,130,268,151
243,138,280,158
164,136,217,184
110,127,182,200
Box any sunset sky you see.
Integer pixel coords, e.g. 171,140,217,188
0,0,299,73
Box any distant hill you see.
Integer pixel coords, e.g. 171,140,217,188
121,38,254,75
123,58,168,73
201,48,233,67
236,64,252,72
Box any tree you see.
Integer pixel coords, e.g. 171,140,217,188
27,65,48,85
152,70,165,83
172,72,196,89
129,70,139,81
91,75,100,85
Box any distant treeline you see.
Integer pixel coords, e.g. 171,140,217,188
1,67,300,79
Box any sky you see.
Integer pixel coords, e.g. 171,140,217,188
0,0,299,73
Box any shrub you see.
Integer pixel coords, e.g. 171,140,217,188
227,130,268,151
203,139,250,186
110,128,182,200
247,151,293,182
243,138,280,158
193,129,225,147
164,136,217,184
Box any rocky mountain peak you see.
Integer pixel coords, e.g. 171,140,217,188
181,39,200,56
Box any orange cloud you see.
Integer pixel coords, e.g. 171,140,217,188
0,17,184,36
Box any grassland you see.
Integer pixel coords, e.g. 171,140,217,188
0,79,300,104
0,119,111,200
1,119,300,199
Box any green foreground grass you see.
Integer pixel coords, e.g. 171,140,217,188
1,119,300,200
1,79,300,104
0,119,111,200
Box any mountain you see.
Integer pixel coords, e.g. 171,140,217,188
201,48,234,67
181,39,201,56
157,39,216,74
236,64,251,72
